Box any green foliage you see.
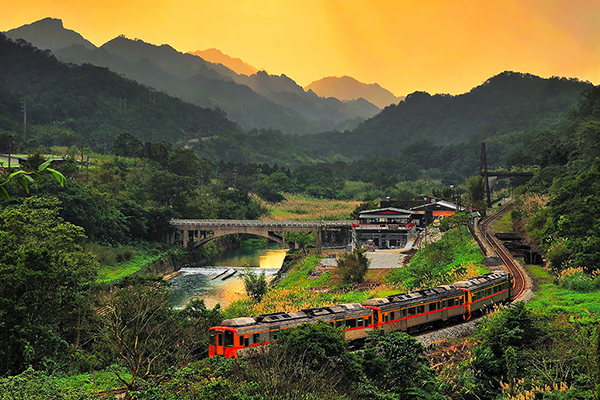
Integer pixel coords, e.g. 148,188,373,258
337,247,370,284
0,368,93,400
0,158,66,201
470,302,544,396
283,231,315,255
387,227,485,290
357,330,445,399
0,196,98,375
239,269,269,302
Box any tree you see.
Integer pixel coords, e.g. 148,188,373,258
284,231,315,255
1,159,66,201
0,196,98,375
239,268,269,302
92,282,185,393
358,330,444,399
337,247,370,284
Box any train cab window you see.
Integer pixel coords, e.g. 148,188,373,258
209,331,216,346
225,331,234,347
218,333,223,347
357,318,364,327
430,302,437,311
253,333,260,344
417,305,424,314
239,336,244,346
408,307,416,316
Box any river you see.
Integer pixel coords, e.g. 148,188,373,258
169,247,287,309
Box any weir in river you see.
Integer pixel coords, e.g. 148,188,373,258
169,248,287,309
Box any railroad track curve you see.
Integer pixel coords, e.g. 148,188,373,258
477,204,528,300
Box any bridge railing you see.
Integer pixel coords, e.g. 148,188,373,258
171,219,357,227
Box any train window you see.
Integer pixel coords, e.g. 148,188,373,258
239,336,244,346
209,332,216,346
400,309,407,318
366,316,372,325
245,337,249,347
389,311,394,320
417,305,424,314
225,331,234,347
430,302,437,311
253,333,260,344
349,319,357,328
358,318,364,327
408,307,416,316
336,320,343,328
273,332,278,341
218,334,223,347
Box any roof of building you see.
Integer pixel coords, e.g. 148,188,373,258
410,200,465,212
358,207,415,218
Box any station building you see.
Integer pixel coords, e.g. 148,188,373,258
353,207,417,249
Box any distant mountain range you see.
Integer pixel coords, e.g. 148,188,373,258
306,76,403,109
5,18,386,135
189,48,259,76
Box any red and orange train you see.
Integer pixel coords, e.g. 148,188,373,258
209,270,514,358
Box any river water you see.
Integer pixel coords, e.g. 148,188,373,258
169,247,287,309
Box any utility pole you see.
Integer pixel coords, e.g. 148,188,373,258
480,142,491,208
21,99,27,141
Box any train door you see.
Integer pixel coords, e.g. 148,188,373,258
209,329,225,356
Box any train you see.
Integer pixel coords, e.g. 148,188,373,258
208,270,514,358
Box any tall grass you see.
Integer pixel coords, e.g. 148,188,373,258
266,194,360,221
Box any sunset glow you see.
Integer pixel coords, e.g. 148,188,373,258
2,0,599,96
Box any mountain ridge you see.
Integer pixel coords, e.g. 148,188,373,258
4,18,382,135
306,75,403,109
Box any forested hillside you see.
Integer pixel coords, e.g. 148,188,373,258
6,18,380,135
0,33,238,149
299,72,592,159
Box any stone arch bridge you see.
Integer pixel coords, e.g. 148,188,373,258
170,219,355,250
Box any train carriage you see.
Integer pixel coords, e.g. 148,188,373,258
455,270,514,315
363,284,467,333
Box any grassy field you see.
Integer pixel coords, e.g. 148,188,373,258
265,193,360,221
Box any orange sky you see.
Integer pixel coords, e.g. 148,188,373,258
2,0,599,96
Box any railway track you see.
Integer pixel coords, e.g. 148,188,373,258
477,204,528,300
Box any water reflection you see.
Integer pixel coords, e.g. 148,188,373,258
170,248,287,309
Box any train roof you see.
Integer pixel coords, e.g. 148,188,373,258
363,284,464,310
218,303,371,333
453,270,511,290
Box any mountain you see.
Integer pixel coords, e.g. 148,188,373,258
299,72,593,160
5,18,379,135
0,32,239,147
306,76,402,109
189,48,259,76
4,17,95,51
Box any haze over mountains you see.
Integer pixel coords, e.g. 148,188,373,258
5,18,387,135
306,76,403,109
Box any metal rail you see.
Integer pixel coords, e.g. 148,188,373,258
478,204,527,300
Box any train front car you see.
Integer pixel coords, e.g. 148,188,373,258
453,270,514,316
363,285,467,333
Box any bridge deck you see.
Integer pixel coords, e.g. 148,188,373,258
171,219,356,228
